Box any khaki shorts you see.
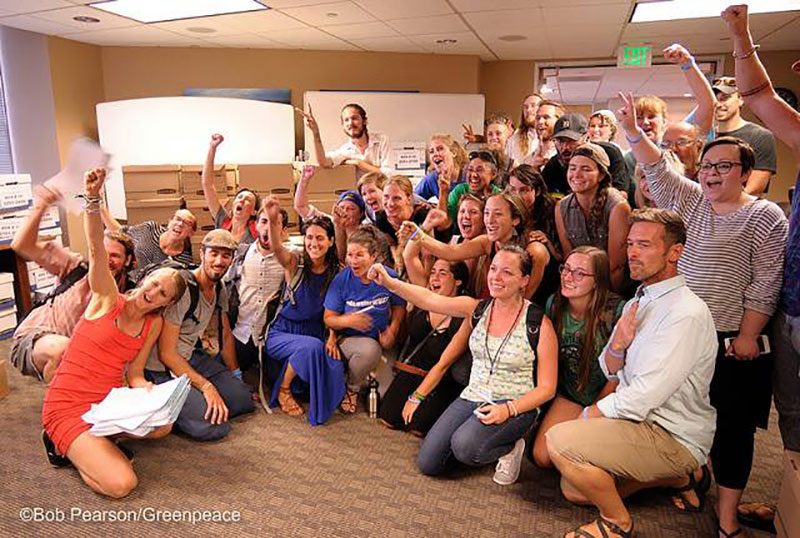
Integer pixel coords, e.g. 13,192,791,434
9,329,54,381
545,418,698,484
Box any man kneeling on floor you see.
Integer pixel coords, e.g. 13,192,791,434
546,208,718,538
145,229,254,441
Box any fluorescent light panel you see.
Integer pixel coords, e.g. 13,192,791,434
631,0,800,23
89,0,268,24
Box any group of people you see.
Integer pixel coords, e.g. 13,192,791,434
7,5,800,538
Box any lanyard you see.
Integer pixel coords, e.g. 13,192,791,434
484,299,525,380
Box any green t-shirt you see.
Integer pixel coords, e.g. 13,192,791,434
545,294,625,407
447,183,502,222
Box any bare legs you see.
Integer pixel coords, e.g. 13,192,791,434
32,334,70,383
277,363,303,417
532,395,582,468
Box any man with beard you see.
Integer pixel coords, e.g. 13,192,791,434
529,100,566,171
101,206,197,281
660,122,704,181
300,103,391,179
541,113,630,197
10,184,136,382
146,229,254,441
713,76,777,196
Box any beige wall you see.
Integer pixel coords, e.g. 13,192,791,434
48,36,105,255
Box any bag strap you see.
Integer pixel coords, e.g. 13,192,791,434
470,298,492,329
41,261,89,306
397,311,450,367
525,302,545,384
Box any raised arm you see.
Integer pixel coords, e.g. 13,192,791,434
264,195,298,272
616,92,662,166
664,44,715,136
83,169,119,314
297,105,334,168
412,222,488,261
294,164,316,220
402,234,429,287
202,133,224,218
99,202,122,233
722,5,800,160
368,263,478,318
11,184,62,262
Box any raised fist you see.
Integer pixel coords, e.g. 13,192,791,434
210,133,224,148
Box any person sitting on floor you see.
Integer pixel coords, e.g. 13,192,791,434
531,246,624,468
260,197,345,425
545,208,718,538
369,244,557,486
41,167,186,498
323,226,406,414
146,229,254,441
11,184,136,382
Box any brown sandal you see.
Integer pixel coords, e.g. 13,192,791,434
278,387,304,417
340,389,358,414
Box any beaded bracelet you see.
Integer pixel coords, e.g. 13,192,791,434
412,390,427,401
625,130,643,145
732,44,760,60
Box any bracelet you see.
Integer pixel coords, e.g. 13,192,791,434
732,44,760,60
407,396,421,405
412,390,426,401
607,345,626,360
625,130,643,144
581,407,590,420
200,381,212,392
680,58,695,71
507,400,519,417
739,80,771,98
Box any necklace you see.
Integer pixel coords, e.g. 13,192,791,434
484,299,525,379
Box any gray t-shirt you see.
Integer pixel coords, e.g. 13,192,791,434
146,278,229,371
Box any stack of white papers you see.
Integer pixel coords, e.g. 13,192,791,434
82,375,191,437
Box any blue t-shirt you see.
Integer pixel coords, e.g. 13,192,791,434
324,267,406,339
414,169,465,201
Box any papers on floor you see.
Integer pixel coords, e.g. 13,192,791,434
82,375,191,437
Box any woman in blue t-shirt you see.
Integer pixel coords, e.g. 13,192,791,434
324,226,406,414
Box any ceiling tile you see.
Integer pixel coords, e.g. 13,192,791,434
350,35,426,53
450,0,542,12
194,10,307,32
0,0,72,14
260,0,341,7
200,33,286,48
68,25,198,46
320,21,397,40
0,13,78,35
353,0,453,20
464,8,544,39
624,18,727,40
386,14,468,36
543,3,629,26
280,1,375,27
408,31,491,56
266,26,359,49
31,5,139,33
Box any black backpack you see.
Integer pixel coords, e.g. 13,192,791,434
134,258,216,325
470,298,545,383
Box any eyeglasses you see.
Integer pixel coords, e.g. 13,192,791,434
659,139,697,150
559,264,595,282
698,161,742,175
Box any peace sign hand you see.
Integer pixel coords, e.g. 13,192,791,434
615,91,639,135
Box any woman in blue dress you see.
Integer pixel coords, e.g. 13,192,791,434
261,196,344,425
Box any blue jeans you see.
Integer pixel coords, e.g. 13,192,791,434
773,310,800,451
145,349,254,441
417,397,538,476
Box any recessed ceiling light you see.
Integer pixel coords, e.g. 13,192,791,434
187,27,216,34
88,0,269,24
73,15,100,23
325,12,339,18
631,0,800,23
498,34,526,42
683,93,693,97
435,39,457,44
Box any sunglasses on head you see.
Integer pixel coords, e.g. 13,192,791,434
468,150,498,167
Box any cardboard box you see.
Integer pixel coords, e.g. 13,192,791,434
0,360,8,400
0,174,32,211
0,306,16,341
0,272,14,303
122,165,181,200
236,164,294,196
309,197,338,217
185,199,221,233
225,164,238,190
190,235,203,263
305,165,358,196
181,164,233,200
125,198,182,227
778,450,800,538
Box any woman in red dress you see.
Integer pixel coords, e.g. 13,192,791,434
41,168,187,498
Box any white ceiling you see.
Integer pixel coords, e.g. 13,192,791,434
0,0,798,61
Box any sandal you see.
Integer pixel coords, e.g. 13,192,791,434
671,464,710,513
564,516,634,538
717,524,743,537
277,387,304,417
737,502,776,534
340,389,358,414
42,430,72,468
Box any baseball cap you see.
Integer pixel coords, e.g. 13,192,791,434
201,229,238,251
571,143,611,177
712,77,738,95
553,114,588,141
590,109,617,125
338,190,365,212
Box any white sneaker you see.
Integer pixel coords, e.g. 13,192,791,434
493,438,525,485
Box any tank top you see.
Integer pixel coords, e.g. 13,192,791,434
559,189,626,249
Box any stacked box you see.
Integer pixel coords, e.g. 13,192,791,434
234,164,299,231
0,174,33,211
0,206,62,244
122,165,183,228
778,450,800,538
181,164,233,201
126,199,182,227
0,273,15,340
305,165,358,222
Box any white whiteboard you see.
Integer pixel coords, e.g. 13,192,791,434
303,92,485,165
97,96,295,218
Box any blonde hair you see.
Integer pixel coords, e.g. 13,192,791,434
429,133,468,175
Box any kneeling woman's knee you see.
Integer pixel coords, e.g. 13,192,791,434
104,470,138,499
450,429,482,465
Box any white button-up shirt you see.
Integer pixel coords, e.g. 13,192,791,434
597,275,719,464
232,242,285,345
326,132,392,178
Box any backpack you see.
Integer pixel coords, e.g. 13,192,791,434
134,259,213,324
470,298,545,384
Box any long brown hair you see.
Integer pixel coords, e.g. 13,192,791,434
550,246,620,391
473,193,528,297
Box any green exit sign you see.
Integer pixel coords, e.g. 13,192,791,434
618,45,652,68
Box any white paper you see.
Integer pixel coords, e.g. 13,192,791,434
44,138,110,215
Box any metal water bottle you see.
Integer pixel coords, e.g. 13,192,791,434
368,375,380,418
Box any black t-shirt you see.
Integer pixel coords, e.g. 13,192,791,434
718,121,777,174
402,308,464,371
375,205,452,245
541,141,630,197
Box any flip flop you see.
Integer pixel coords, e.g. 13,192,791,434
737,502,776,534
671,464,710,513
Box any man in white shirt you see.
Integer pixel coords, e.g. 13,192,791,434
300,103,391,179
546,208,718,538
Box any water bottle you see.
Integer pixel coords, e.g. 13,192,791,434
368,375,380,418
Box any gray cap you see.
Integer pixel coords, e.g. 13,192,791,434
572,142,611,177
201,229,238,251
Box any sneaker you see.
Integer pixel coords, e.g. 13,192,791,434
493,438,525,485
41,430,72,468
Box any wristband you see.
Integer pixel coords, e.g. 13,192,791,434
732,44,760,60
507,400,519,417
200,381,212,392
412,390,427,401
680,58,695,71
739,80,771,98
407,396,421,405
607,345,626,360
581,407,590,420
231,368,242,380
625,130,643,145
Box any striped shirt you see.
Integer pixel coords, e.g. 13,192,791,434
643,155,788,331
231,241,286,345
123,221,194,280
